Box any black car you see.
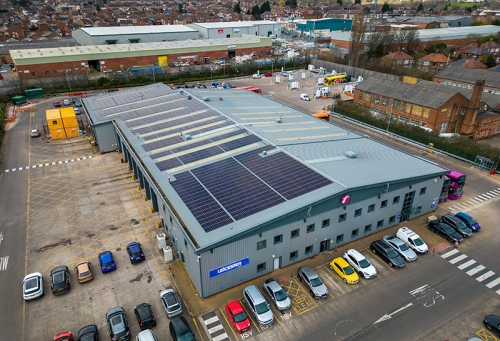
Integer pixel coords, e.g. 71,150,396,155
75,100,82,107
370,240,405,268
77,324,99,341
134,302,156,330
484,315,500,336
106,307,131,341
428,220,464,244
440,214,472,237
50,265,71,295
169,316,195,341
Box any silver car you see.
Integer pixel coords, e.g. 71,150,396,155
23,272,44,300
383,235,417,262
160,288,182,318
263,278,291,311
243,285,273,326
298,266,328,299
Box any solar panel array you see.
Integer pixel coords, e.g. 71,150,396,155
171,147,332,232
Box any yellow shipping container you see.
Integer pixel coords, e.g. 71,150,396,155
60,107,79,138
46,109,63,129
403,76,419,84
64,126,80,138
49,127,67,140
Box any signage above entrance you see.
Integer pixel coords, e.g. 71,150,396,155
340,194,350,204
209,257,250,278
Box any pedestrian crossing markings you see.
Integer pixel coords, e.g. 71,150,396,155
446,188,500,214
3,156,93,173
202,311,229,341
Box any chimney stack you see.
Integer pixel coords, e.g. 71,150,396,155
470,79,485,110
460,79,485,138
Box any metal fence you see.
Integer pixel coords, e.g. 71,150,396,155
311,59,400,82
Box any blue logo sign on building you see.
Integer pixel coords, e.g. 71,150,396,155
209,258,250,278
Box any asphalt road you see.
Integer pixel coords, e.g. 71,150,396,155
0,103,31,339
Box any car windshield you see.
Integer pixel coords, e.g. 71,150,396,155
255,302,269,314
233,311,247,323
467,217,477,224
414,238,424,246
25,278,38,291
111,316,125,334
399,243,409,251
275,289,287,301
387,249,399,258
358,259,370,268
445,226,456,234
178,330,194,341
80,270,90,277
310,277,324,287
343,266,354,275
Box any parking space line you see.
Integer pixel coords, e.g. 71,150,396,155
220,307,238,340
192,316,205,341
281,278,319,315
272,311,281,325
369,252,396,272
239,299,261,333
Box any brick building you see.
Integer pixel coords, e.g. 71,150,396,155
434,66,500,94
353,76,500,139
11,36,272,79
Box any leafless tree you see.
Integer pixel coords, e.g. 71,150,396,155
349,13,367,68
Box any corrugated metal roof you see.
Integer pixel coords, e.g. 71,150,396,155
10,36,266,61
83,83,447,249
189,21,279,28
356,76,461,109
77,25,198,36
435,65,500,89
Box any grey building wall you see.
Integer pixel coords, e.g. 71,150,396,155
448,17,473,27
187,23,281,39
72,29,93,46
94,123,119,153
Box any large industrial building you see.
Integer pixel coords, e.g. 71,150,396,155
82,83,448,297
187,21,282,39
72,26,200,46
11,35,271,79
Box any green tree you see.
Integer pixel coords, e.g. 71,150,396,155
381,2,392,13
363,6,371,14
233,2,241,13
95,3,101,11
354,0,361,4
251,4,261,19
471,20,485,26
443,3,448,11
481,35,499,43
260,0,270,13
337,0,342,5
482,54,497,68
491,19,500,26
417,3,423,12
178,3,183,13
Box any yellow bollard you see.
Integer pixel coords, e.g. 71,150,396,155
142,194,147,202
149,206,154,214
131,174,135,180
429,143,434,154
136,184,141,191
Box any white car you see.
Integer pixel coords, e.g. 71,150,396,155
343,249,377,279
23,272,44,300
383,235,418,262
74,108,80,115
396,227,428,254
300,93,311,101
252,74,262,79
63,99,71,106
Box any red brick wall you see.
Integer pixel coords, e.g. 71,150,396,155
16,46,271,79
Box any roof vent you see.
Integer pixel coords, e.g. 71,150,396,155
345,151,357,158
183,134,192,140
203,97,210,101
187,94,192,99
179,89,184,94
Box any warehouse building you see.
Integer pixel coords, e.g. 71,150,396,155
72,26,200,46
187,21,282,39
10,35,271,79
295,18,352,34
82,83,448,297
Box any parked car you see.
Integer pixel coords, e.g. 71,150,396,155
98,251,116,273
396,227,428,254
329,257,359,284
263,72,273,77
134,302,156,330
50,265,71,295
22,272,44,300
126,242,145,264
252,74,262,79
54,101,61,107
169,316,195,341
440,214,472,237
30,129,40,137
77,325,99,341
160,288,182,318
75,260,93,283
72,98,78,103
242,285,273,326
136,329,157,341
53,331,73,341
484,315,500,336
74,108,80,115
370,240,405,268
263,278,291,310
455,212,481,232
106,307,131,341
225,300,251,334
300,93,311,101
343,249,377,279
297,266,328,299
63,99,71,106
428,220,463,244
383,235,418,262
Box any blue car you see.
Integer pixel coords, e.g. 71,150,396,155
455,212,481,232
98,251,117,273
126,242,145,264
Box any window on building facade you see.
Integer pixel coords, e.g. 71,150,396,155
377,220,384,228
381,200,388,208
257,262,266,272
339,213,346,222
420,187,427,195
336,234,344,243
421,122,427,127
402,102,408,112
354,208,362,217
305,245,313,254
322,219,330,228
257,240,267,250
393,196,400,204
389,215,396,224
382,97,389,106
291,229,300,238
358,91,363,100
390,113,399,122
364,224,372,233
274,234,283,244
392,100,400,110
400,116,409,123
423,108,430,118
306,224,315,233
290,251,298,260
368,204,375,212
351,229,359,238
372,95,380,104
410,119,419,126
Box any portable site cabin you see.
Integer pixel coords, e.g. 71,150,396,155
46,109,66,140
60,107,79,138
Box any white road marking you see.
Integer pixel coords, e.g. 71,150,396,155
208,324,224,334
374,303,413,324
476,271,495,283
0,256,8,271
213,334,229,341
441,249,459,259
458,259,476,270
3,156,94,173
204,316,219,325
486,278,500,289
449,254,468,264
466,265,486,276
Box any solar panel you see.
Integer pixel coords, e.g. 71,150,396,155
218,135,261,152
235,148,332,200
178,146,223,165
171,172,233,232
191,158,285,221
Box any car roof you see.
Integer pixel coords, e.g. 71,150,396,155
455,212,471,219
385,236,404,246
51,265,68,274
346,249,365,260
78,324,98,337
171,316,190,332
333,257,350,267
23,272,42,282
299,266,318,278
106,307,125,319
99,251,112,260
373,240,391,249
443,214,461,222
264,279,282,292
160,288,175,297
226,300,244,313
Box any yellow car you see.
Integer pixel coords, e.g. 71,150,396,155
330,257,359,284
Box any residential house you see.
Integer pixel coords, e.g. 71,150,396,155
381,50,414,69
417,53,450,73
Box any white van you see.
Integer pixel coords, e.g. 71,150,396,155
269,34,277,39
396,227,428,254
300,93,311,101
136,329,157,341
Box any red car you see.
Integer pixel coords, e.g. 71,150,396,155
264,72,273,77
225,300,251,334
53,331,73,341
54,100,61,107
